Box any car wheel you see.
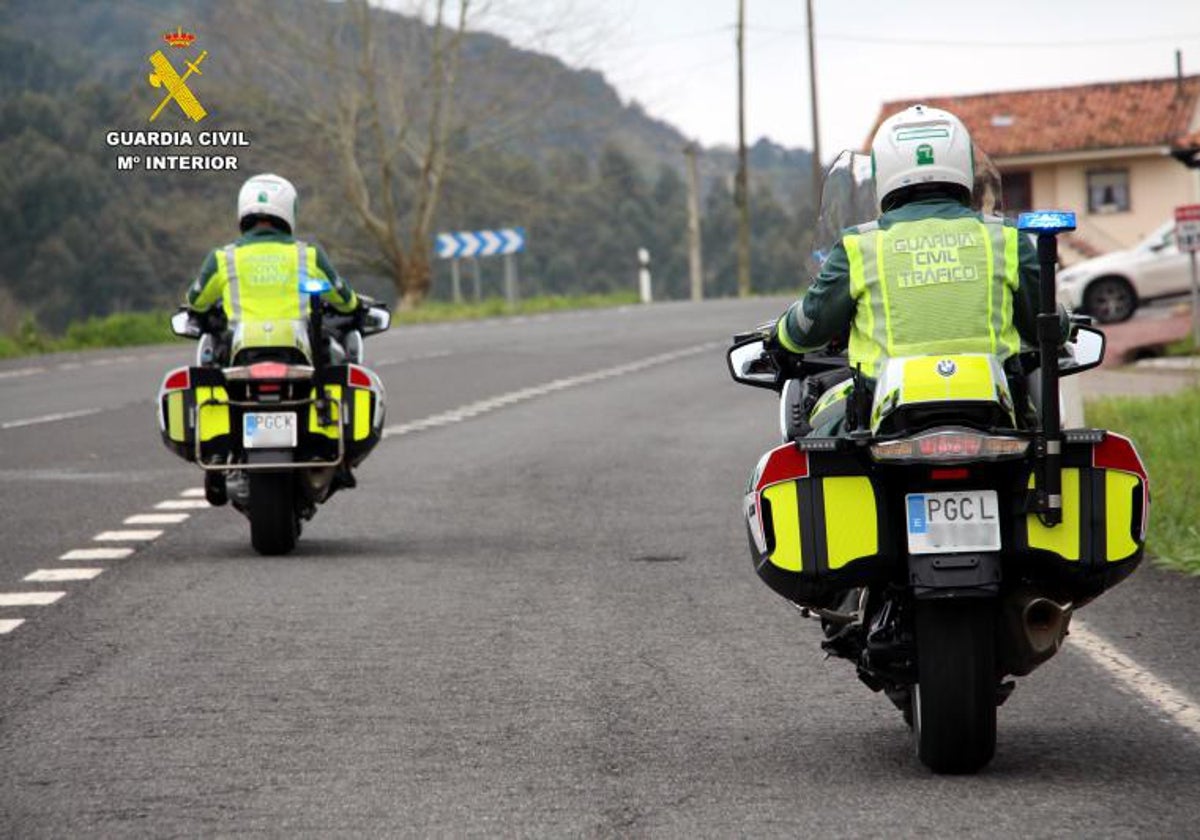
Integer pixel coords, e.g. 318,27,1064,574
1083,276,1136,323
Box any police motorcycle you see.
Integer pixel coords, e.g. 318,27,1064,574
157,279,391,555
727,151,1149,774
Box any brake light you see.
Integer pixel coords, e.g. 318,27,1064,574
348,364,372,388
871,427,1029,464
162,367,190,391
248,362,289,380
930,468,970,481
1093,432,1148,480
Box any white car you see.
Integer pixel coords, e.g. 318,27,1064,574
1056,220,1195,323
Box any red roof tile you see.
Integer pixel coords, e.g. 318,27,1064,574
866,76,1200,158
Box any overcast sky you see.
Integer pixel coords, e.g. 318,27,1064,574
471,0,1200,159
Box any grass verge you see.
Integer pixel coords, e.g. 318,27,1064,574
1086,386,1200,574
0,293,642,360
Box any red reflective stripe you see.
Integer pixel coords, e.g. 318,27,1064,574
1092,432,1148,481
347,364,372,388
162,367,190,391
755,443,809,491
930,468,970,481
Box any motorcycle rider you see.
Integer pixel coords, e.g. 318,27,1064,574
769,105,1055,436
185,172,360,366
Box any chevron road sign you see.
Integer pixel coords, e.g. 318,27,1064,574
435,227,526,260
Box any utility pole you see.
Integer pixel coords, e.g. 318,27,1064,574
735,0,751,297
684,141,705,301
806,0,822,216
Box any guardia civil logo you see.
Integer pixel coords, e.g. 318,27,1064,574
147,27,208,123
916,144,935,166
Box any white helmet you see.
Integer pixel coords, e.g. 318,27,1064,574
871,105,973,212
237,173,297,233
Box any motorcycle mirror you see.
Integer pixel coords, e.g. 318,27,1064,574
1059,325,1105,376
361,305,391,336
170,309,202,339
727,338,783,391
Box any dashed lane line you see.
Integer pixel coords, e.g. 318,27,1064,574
154,499,211,510
0,592,65,607
25,568,105,582
180,488,206,498
60,547,133,561
1070,620,1200,741
0,619,25,634
124,513,190,525
93,529,164,542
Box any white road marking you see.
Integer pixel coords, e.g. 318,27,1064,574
60,547,133,560
1070,621,1200,740
0,619,25,634
154,499,210,510
124,513,189,525
1,408,103,430
25,568,105,582
0,366,45,380
180,488,206,498
94,529,162,541
383,342,718,438
0,591,65,606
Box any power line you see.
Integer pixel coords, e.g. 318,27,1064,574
745,24,1200,49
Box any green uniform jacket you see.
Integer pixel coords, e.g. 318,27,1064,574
186,228,358,319
778,199,1042,377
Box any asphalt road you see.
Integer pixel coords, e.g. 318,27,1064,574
2,299,1200,837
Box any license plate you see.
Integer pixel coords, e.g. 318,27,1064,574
243,411,297,448
905,490,1001,555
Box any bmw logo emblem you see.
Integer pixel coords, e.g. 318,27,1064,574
936,359,957,377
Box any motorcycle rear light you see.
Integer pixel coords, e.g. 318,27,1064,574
248,362,289,380
870,428,1029,464
930,468,970,481
1092,432,1148,480
162,367,190,391
348,364,372,388
256,383,281,393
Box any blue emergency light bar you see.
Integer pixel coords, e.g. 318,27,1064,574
300,278,333,295
1017,210,1077,234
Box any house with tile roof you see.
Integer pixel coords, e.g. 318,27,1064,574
866,75,1200,262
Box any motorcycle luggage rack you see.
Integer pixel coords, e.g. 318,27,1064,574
192,394,345,472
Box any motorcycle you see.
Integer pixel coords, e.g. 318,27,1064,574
727,151,1149,774
157,277,391,555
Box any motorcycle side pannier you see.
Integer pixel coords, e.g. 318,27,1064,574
744,443,898,608
1012,432,1147,602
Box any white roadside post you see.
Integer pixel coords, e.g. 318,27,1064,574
638,247,653,304
1175,204,1200,346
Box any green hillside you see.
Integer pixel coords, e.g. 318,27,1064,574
0,0,816,333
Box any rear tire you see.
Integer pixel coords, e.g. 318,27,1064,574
912,599,997,774
248,472,299,555
1083,276,1136,323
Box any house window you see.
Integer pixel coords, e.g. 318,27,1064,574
1087,169,1130,214
1001,170,1032,215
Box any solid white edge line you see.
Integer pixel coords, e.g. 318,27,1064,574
1,408,103,430
381,342,719,439
25,568,105,582
0,592,66,606
93,530,163,542
0,619,25,634
1070,620,1200,740
60,547,133,560
124,513,189,525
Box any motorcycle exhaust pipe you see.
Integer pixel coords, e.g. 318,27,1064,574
1003,590,1073,676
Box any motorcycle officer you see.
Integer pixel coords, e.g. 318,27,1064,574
185,172,360,367
768,105,1055,436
